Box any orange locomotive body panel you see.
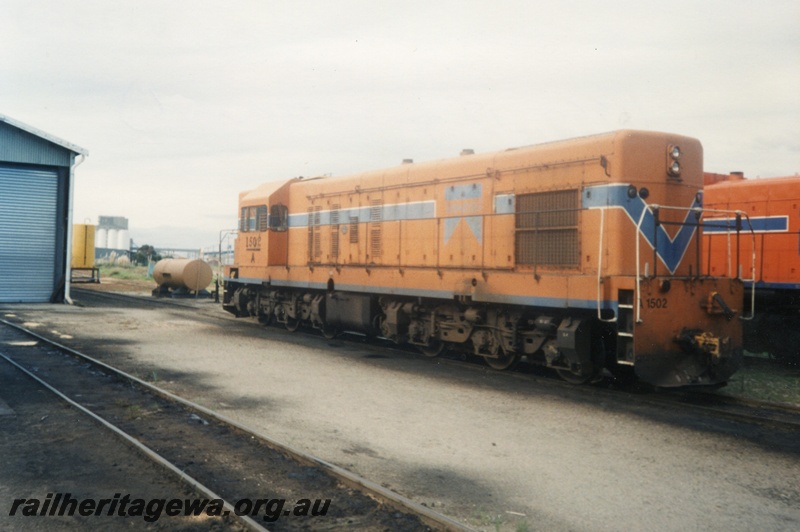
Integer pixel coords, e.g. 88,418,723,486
225,131,744,386
703,174,800,289
702,173,800,364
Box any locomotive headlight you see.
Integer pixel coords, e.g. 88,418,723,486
667,144,682,178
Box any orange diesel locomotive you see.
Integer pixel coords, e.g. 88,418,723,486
224,130,744,386
703,172,800,364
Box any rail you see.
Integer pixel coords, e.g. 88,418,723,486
0,317,470,531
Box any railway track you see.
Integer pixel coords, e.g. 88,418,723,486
425,347,800,432
0,317,469,531
437,353,800,434
70,287,800,433
71,287,223,314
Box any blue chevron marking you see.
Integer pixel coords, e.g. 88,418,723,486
582,184,701,274
444,184,483,245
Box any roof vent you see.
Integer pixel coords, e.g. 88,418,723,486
402,158,413,164
460,149,474,156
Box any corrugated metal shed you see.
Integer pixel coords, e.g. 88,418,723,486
0,114,88,303
0,114,87,165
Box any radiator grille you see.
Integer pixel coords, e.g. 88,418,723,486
515,190,579,267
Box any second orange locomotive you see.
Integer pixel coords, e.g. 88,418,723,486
703,171,800,364
224,130,744,387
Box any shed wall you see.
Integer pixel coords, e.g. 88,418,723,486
0,122,73,166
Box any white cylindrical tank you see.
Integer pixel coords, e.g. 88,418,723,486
116,229,130,251
95,227,108,249
106,229,118,249
153,259,213,291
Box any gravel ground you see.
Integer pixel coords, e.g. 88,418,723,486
0,324,432,531
3,289,799,531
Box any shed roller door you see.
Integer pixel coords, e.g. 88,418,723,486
0,165,58,302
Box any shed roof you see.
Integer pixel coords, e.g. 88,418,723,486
0,113,88,157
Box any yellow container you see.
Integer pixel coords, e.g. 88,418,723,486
71,224,96,269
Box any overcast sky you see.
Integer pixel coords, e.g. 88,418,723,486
3,0,799,249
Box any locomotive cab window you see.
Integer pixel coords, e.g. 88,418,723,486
270,204,289,232
239,206,268,232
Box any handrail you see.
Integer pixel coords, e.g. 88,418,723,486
740,212,757,321
634,204,650,324
700,208,757,320
596,207,616,322
595,207,606,321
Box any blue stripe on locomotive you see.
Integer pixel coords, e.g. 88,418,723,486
703,215,789,234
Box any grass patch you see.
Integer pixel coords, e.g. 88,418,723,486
471,507,505,531
721,354,800,406
98,264,150,281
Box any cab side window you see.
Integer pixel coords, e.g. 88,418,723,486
240,205,269,232
270,204,289,232
247,208,257,231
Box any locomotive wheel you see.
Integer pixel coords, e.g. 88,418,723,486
555,368,594,384
258,312,273,326
285,317,300,332
484,351,520,370
321,324,338,340
418,340,445,358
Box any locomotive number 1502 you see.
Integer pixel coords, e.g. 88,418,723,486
245,235,262,251
643,297,668,309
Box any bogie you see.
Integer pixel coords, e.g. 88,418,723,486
226,283,606,382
